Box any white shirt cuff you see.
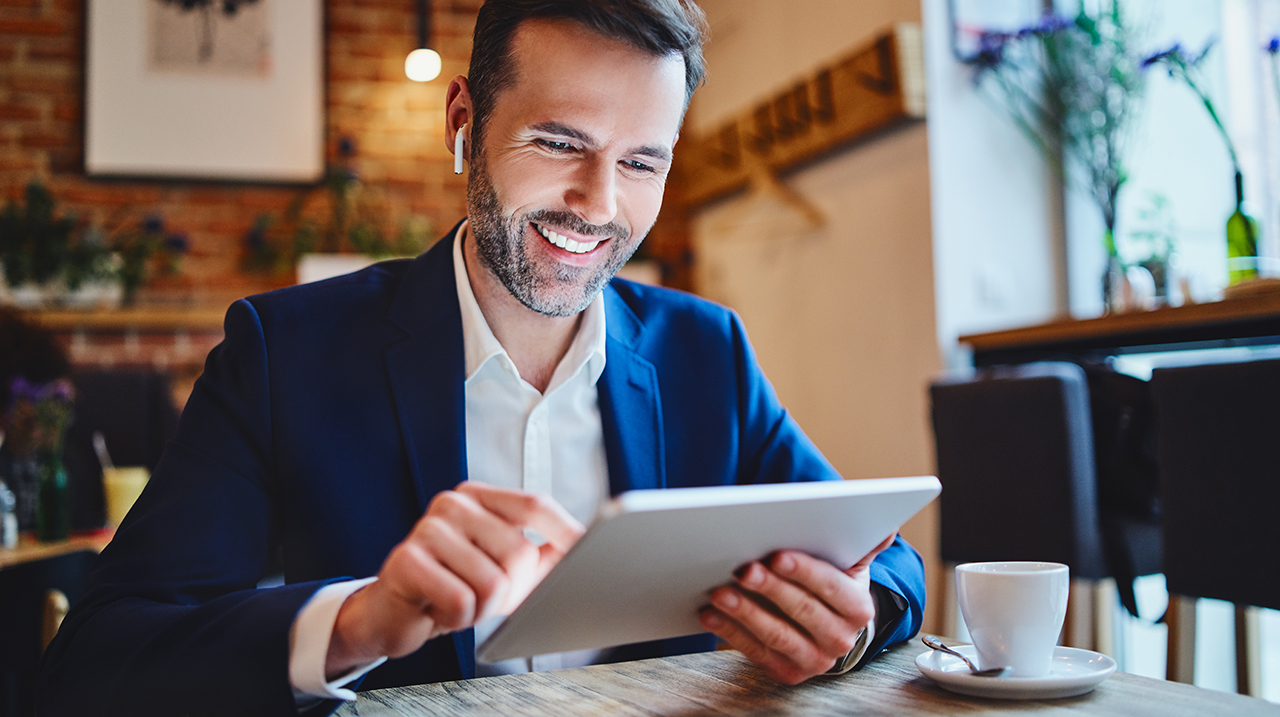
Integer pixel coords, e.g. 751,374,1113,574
827,612,874,675
289,576,387,703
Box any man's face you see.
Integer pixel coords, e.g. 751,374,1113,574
466,19,687,317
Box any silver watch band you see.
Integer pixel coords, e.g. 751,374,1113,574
825,616,875,675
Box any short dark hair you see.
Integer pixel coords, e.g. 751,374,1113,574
467,0,708,146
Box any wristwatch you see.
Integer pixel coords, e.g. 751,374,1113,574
825,582,904,675
826,618,873,675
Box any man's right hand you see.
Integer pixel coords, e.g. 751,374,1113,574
324,482,585,679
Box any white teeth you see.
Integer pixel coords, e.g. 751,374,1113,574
535,224,600,254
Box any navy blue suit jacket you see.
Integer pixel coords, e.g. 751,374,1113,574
38,230,925,716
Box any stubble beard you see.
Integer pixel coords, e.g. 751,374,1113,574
466,150,642,318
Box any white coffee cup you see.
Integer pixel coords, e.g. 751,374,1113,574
955,561,1069,678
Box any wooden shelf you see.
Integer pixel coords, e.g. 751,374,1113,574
27,306,228,332
960,292,1280,365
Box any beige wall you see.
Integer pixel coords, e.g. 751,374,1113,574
688,0,943,633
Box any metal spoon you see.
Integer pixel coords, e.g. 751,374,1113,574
921,635,1011,677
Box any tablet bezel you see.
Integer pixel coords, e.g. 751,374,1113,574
477,476,941,662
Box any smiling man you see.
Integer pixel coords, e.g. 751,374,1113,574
38,2,925,716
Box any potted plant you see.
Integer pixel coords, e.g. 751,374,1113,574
0,182,188,308
969,1,1146,312
242,138,436,284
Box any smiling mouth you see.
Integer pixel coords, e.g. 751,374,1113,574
534,222,602,255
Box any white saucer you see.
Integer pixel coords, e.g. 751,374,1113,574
915,644,1116,700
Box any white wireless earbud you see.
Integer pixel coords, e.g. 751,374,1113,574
454,125,466,175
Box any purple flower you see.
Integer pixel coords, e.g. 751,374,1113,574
338,136,356,158
1142,43,1183,69
970,31,1009,72
142,214,164,234
1266,36,1279,55
10,377,73,403
245,225,267,250
966,14,1072,72
164,233,189,254
1143,40,1214,72
1030,13,1073,36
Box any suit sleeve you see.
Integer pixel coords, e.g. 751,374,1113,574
724,310,926,662
38,299,339,717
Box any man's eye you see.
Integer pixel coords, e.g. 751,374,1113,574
536,139,574,152
623,159,655,173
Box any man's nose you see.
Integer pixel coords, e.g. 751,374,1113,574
564,157,618,227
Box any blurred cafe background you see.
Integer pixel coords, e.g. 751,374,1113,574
1,0,1279,714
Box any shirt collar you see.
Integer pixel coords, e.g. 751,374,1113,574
452,222,607,388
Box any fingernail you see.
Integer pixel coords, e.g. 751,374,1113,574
715,590,740,610
774,553,795,575
701,610,724,629
740,563,764,588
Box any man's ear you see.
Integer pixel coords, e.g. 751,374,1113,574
445,76,473,154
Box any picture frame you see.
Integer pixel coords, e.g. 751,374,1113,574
84,0,325,184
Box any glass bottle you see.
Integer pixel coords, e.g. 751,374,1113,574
1102,229,1123,313
1227,172,1261,285
36,450,69,542
10,454,39,531
0,478,17,548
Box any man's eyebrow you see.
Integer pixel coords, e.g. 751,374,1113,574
530,121,594,145
631,145,672,163
530,121,672,163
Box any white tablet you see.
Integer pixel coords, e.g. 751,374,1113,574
476,475,941,662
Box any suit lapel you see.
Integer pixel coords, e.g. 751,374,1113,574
383,229,468,513
599,285,666,495
383,228,477,679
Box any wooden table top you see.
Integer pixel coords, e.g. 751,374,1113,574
0,532,111,572
337,639,1280,716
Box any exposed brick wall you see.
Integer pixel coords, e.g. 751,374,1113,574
0,0,481,296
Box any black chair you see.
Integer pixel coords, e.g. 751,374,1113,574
930,361,1162,653
0,369,179,716
1150,357,1280,695
0,552,97,717
62,368,180,530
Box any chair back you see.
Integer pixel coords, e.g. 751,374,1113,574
930,362,1106,577
1151,357,1280,610
62,369,180,530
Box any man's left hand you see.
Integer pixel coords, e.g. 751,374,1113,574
697,533,897,684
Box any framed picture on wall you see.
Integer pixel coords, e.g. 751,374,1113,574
84,0,325,183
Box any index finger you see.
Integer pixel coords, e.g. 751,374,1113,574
846,532,897,573
454,482,586,552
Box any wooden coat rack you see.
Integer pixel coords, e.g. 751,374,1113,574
674,23,926,209
647,24,926,291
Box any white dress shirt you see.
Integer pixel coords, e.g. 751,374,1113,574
289,224,611,700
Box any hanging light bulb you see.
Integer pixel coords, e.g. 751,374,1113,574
405,0,441,82
405,48,441,82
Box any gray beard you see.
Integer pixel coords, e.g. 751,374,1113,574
466,155,641,317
